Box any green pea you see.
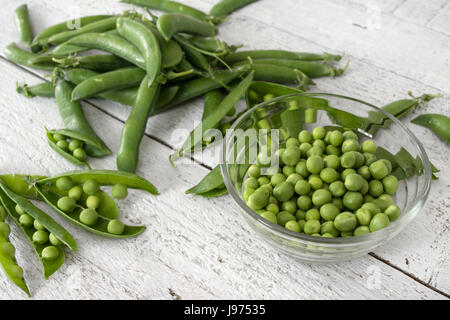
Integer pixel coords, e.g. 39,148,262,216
320,221,340,237
1,242,15,257
42,246,59,261
107,219,125,235
360,179,369,195
57,196,76,212
49,233,62,246
369,160,389,180
68,139,83,152
109,184,128,200
378,194,394,206
295,161,309,177
332,197,344,211
322,233,335,238
320,167,339,183
286,173,302,186
312,139,326,152
248,90,259,101
329,181,345,197
343,192,363,210
320,203,340,221
354,226,371,236
312,127,326,140
334,212,357,232
56,140,69,151
344,173,364,191
53,133,66,142
306,155,324,174
0,222,11,238
380,159,393,174
340,152,356,168
294,180,310,195
369,213,390,232
266,203,279,214
369,180,384,197
260,211,277,224
340,231,354,237
307,146,323,157
308,175,323,190
32,230,49,245
357,166,371,180
341,168,356,181
270,173,286,187
275,148,286,165
324,155,340,169
286,137,300,148
258,184,273,194
18,214,33,228
281,200,297,214
282,165,295,177
298,219,306,232
297,143,310,158
329,130,344,147
297,195,312,211
79,208,98,226
325,145,340,156
342,131,358,141
341,139,360,153
0,206,6,222
277,211,296,226
10,265,23,278
298,130,312,143
382,175,398,195
372,199,390,212
295,209,306,220
15,204,25,215
362,140,377,154
257,176,270,186
385,204,401,222
285,220,301,232
248,165,261,178
362,202,381,215
363,194,375,203
353,152,366,168
244,177,259,190
56,177,74,191
263,93,275,101
243,187,255,201
282,146,301,166
68,185,83,201
304,220,321,235
312,189,332,206
83,179,100,195
33,220,45,231
268,195,278,205
363,152,377,165
305,208,320,221
355,208,372,226
273,181,294,202
86,195,100,210
324,131,332,144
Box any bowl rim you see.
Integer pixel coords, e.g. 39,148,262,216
221,92,432,245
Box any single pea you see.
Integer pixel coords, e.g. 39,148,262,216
305,208,320,221
295,161,309,177
56,140,69,151
49,233,62,246
308,175,323,190
342,131,358,141
281,200,297,214
244,177,259,190
372,199,390,212
341,139,360,153
10,265,24,278
285,220,301,232
362,202,381,215
57,196,76,212
86,195,100,210
83,179,100,195
369,160,389,180
369,213,390,232
344,173,364,191
343,192,363,210
273,181,295,202
322,233,335,238
304,220,321,235
312,189,332,206
312,127,326,140
294,180,310,195
257,176,270,186
362,140,377,154
340,231,354,237
341,168,356,181
286,137,300,148
42,246,59,261
298,219,306,232
32,230,49,245
320,167,339,184
268,195,278,205
363,152,377,164
357,166,371,180
247,165,261,178
266,203,279,214
263,93,275,101
282,165,295,177
0,206,6,221
297,195,312,211
334,212,357,232
248,90,259,101
353,152,366,168
15,204,25,215
282,146,301,166
18,214,34,228
107,220,125,235
380,159,393,174
369,179,384,197
320,203,340,221
363,194,375,203
295,209,306,221
68,139,83,152
33,220,45,231
354,226,371,236
312,139,326,152
385,204,401,222
271,173,286,187
79,208,98,226
53,133,66,142
277,211,296,226
299,143,312,158
378,194,394,206
0,222,11,238
355,208,372,226
332,197,344,210
1,242,15,257
382,175,398,195
298,130,312,143
329,130,344,147
243,187,255,201
258,184,273,194
320,221,340,237
261,211,277,224
324,131,332,144
286,173,302,185
325,145,340,156
360,179,369,195
329,181,345,197
324,155,340,169
68,185,83,201
110,184,128,201
306,146,323,157
56,176,74,192
340,152,356,168
306,155,324,174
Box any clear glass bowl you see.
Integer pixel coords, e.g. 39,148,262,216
221,93,431,262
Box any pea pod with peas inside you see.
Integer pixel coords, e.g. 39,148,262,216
45,129,91,169
411,113,450,143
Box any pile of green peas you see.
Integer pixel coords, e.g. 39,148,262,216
55,176,128,235
53,133,87,162
243,127,402,238
0,205,24,278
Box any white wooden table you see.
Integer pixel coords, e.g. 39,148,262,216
0,0,449,300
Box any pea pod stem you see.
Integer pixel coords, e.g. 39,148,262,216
411,113,450,143
14,4,33,46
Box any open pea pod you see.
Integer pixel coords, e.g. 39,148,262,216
46,129,91,169
78,191,119,220
186,165,226,196
34,185,145,239
37,170,158,195
0,174,45,200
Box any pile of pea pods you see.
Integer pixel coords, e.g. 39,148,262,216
2,0,448,296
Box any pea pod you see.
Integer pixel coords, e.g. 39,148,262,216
120,0,208,20
46,129,91,169
411,113,450,143
189,36,236,55
186,165,227,197
174,36,212,73
14,4,33,46
210,0,260,19
71,67,146,101
156,13,218,41
251,63,314,89
49,54,132,72
0,174,45,200
224,50,342,64
17,82,55,98
3,43,56,71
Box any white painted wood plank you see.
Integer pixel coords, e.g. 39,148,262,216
393,0,448,26
428,1,450,35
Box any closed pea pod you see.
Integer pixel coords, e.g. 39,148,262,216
210,0,260,19
156,13,217,41
3,43,57,71
17,82,55,98
120,0,208,20
411,113,450,143
14,4,33,46
50,54,133,72
224,50,342,64
248,63,314,90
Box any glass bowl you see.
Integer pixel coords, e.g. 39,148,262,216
221,93,432,262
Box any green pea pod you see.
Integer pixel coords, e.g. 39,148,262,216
117,76,160,173
189,37,235,55
175,36,212,73
55,79,112,158
17,82,55,98
117,18,162,87
50,54,132,72
186,165,226,196
199,188,229,197
210,0,260,19
71,67,146,101
0,174,44,200
245,81,303,107
50,30,120,56
37,170,158,195
171,71,254,161
120,0,208,20
46,129,92,169
224,50,342,64
14,4,33,46
411,113,450,143
3,43,56,71
251,63,314,89
156,13,217,41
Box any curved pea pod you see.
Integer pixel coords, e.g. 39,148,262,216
51,54,132,72
224,50,342,64
46,129,92,169
3,43,56,71
121,0,208,20
0,234,30,296
245,81,304,107
251,63,315,89
14,4,33,46
156,13,217,41
411,113,450,143
210,0,260,19
0,174,45,200
186,165,227,197
174,35,212,73
17,82,55,98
